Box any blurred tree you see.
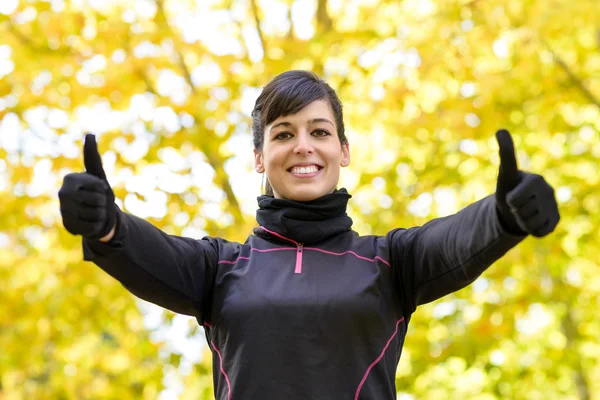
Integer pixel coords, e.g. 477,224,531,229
0,0,598,398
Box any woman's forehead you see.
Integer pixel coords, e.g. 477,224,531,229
268,100,334,127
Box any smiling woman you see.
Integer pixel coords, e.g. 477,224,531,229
59,69,559,399
254,98,350,201
251,70,350,200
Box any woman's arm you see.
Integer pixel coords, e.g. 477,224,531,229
387,195,525,314
388,130,559,315
83,206,219,319
59,133,219,319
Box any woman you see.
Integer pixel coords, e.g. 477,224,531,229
58,70,560,399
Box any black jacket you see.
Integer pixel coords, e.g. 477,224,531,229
82,192,524,399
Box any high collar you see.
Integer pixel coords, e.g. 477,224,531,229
253,188,353,245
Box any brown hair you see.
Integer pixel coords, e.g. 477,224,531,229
251,70,347,196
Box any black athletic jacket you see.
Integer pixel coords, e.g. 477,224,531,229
82,190,525,399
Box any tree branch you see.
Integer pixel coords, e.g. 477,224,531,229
543,41,600,110
155,0,196,94
122,30,158,95
250,0,266,53
136,68,158,96
316,0,332,33
7,20,70,56
152,0,243,225
561,307,590,400
7,20,37,48
286,4,294,39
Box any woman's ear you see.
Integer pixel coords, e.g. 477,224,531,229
254,149,265,173
340,141,350,167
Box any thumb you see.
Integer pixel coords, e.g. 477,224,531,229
496,129,520,185
83,133,107,180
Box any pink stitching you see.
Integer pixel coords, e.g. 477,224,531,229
211,340,231,400
252,247,295,253
354,317,405,400
217,248,296,265
219,227,392,268
259,226,299,245
258,226,390,267
218,247,390,267
218,257,250,265
203,322,212,328
374,256,391,267
304,247,391,267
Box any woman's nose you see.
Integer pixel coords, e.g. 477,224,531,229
293,132,314,155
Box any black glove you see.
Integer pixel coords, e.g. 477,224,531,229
58,133,117,240
495,129,560,237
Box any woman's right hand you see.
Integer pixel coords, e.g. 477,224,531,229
58,133,117,241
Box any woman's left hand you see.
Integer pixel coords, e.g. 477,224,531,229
494,129,560,237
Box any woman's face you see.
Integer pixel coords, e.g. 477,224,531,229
254,100,350,201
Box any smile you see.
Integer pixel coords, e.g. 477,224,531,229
287,164,323,177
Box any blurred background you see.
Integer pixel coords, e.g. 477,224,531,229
1,0,599,398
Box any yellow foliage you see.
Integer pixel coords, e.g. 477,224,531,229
1,0,599,398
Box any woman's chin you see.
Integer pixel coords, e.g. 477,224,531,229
279,187,334,202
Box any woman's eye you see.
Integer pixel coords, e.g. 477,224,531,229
274,132,292,140
312,129,330,137
274,130,329,140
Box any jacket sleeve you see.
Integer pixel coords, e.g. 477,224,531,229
387,194,526,315
82,207,219,319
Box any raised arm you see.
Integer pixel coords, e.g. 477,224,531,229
83,208,218,318
388,130,560,314
59,134,218,319
388,195,524,314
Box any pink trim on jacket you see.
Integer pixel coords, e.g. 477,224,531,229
217,226,391,269
218,248,296,265
217,247,296,264
218,256,250,265
259,225,299,245
211,340,231,400
354,317,405,400
252,247,296,253
304,247,390,267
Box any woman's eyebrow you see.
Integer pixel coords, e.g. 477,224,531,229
270,121,293,130
308,118,334,126
270,118,334,130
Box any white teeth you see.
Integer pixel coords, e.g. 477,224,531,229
291,165,319,174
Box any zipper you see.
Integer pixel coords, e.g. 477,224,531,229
259,226,304,274
295,243,304,274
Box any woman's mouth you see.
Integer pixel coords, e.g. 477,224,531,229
287,164,323,178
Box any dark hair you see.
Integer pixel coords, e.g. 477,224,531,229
251,70,347,196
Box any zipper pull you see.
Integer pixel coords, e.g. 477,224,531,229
295,243,304,274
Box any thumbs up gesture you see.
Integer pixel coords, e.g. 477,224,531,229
58,133,117,240
495,129,560,237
